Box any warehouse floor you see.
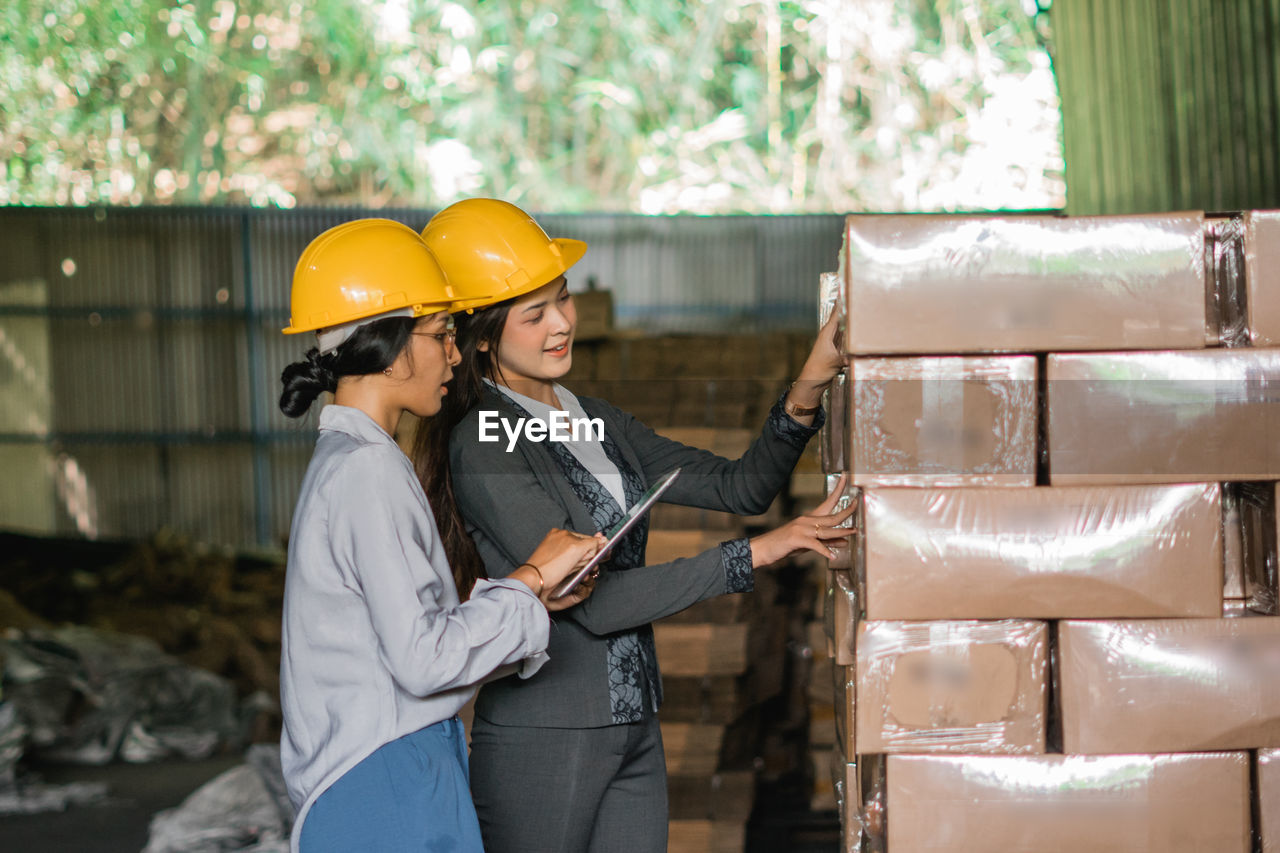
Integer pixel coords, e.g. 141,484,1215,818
1,758,840,852
0,755,243,852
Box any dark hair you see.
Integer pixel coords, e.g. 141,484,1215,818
412,300,514,597
278,316,417,417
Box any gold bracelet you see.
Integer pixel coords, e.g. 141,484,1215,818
517,562,544,596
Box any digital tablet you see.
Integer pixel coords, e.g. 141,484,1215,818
548,467,682,600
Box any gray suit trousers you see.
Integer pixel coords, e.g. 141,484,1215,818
469,713,668,853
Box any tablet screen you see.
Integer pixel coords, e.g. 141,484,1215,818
547,467,682,600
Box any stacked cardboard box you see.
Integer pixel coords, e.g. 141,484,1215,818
821,211,1280,852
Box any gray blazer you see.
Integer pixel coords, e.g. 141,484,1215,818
450,387,821,729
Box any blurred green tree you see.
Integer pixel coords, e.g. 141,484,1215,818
0,0,1062,211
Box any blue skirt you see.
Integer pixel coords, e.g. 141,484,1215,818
299,717,483,852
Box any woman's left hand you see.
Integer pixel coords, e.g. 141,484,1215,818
544,566,599,611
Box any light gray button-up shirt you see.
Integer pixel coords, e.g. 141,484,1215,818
280,405,549,847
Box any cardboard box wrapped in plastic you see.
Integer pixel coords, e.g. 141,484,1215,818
862,484,1223,619
1261,749,1280,853
841,212,1207,355
1246,210,1280,346
1046,349,1280,484
1059,619,1280,753
885,752,1250,853
847,355,1037,487
855,620,1047,754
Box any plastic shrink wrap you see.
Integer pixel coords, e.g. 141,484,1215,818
1260,749,1280,853
1222,483,1279,613
0,626,241,766
833,754,886,853
841,212,1206,355
854,620,1047,754
822,472,858,571
1222,599,1273,617
884,752,1250,853
1246,210,1280,346
1059,618,1280,753
824,568,858,667
830,758,860,853
848,355,1037,487
819,269,845,331
861,484,1223,619
821,370,847,474
1224,484,1246,597
143,744,292,853
1205,215,1248,346
1046,349,1280,484
0,701,108,816
832,661,855,761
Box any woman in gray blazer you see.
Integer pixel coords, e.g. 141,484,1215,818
412,199,851,853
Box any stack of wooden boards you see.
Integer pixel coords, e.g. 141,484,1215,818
788,455,842,815
802,579,841,815
573,332,821,852
819,210,1280,852
647,444,778,853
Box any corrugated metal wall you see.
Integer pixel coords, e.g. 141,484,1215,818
0,207,843,548
1052,0,1280,214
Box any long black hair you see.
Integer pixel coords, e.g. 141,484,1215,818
412,300,515,597
278,316,417,417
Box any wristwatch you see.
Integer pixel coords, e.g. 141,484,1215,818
784,382,821,418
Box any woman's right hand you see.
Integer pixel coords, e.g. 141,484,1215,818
748,473,855,568
511,528,605,607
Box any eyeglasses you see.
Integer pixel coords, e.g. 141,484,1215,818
413,328,457,346
413,316,457,348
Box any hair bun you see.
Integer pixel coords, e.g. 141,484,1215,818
279,348,338,417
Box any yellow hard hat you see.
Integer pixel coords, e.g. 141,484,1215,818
283,218,470,336
421,198,587,310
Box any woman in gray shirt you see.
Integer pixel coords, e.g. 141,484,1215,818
413,200,852,853
277,218,604,853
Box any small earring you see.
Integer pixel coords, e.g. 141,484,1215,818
383,366,393,377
